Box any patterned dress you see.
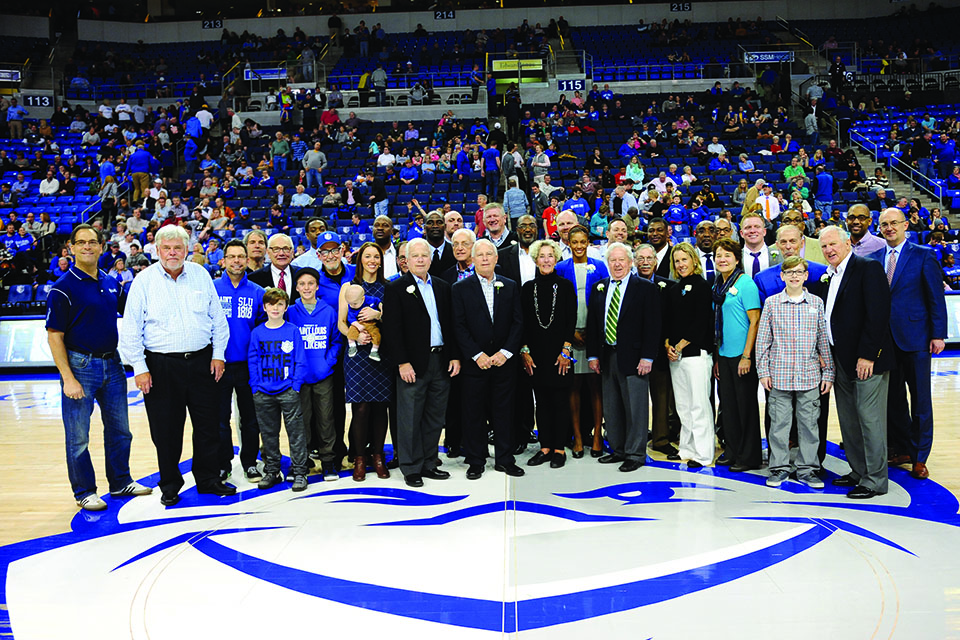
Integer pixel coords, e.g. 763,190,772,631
344,279,393,403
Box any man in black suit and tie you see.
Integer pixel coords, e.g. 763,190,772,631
383,238,461,487
819,226,893,499
869,208,947,480
452,238,525,479
646,218,673,279
586,242,661,472
425,211,456,277
497,214,539,452
248,233,299,302
635,243,680,456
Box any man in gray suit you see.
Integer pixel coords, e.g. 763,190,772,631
740,212,782,277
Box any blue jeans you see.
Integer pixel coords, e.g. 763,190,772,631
374,198,389,218
306,168,322,190
61,351,133,501
274,156,288,172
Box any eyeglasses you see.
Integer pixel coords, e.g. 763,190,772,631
846,215,871,222
269,246,294,253
878,220,906,229
318,249,338,257
782,269,808,276
72,240,100,247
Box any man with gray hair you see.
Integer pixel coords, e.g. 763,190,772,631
586,242,662,471
120,224,232,506
817,225,893,499
383,237,461,487
502,177,529,228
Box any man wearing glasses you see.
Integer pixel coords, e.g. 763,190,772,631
250,233,300,302
779,210,826,264
845,203,885,257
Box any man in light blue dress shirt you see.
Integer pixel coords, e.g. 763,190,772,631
120,225,233,506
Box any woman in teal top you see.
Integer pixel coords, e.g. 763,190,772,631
712,237,762,472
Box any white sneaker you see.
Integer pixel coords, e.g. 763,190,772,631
110,481,154,497
77,494,107,511
797,472,825,489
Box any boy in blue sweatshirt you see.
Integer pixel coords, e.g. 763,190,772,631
287,268,342,481
248,287,310,491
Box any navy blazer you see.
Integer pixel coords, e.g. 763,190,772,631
382,272,459,375
754,261,828,307
451,273,524,373
585,274,662,376
555,257,609,307
816,253,893,378
868,242,947,352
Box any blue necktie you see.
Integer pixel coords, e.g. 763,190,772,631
751,251,761,277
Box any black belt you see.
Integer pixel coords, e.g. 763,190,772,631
430,346,444,353
71,349,117,359
146,345,212,360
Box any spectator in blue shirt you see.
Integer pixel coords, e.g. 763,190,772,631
351,211,372,235
481,140,501,201
708,153,732,174
812,165,834,211
565,187,590,221
6,98,28,139
502,177,529,223
399,159,419,184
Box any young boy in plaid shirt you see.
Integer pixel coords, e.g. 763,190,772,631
756,256,835,489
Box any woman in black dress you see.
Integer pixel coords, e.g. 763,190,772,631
520,239,577,468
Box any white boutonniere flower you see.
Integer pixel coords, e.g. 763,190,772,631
406,285,416,294
682,283,692,296
658,281,666,289
820,273,831,283
597,282,605,291
729,286,738,296
586,263,596,273
770,249,780,259
494,281,504,293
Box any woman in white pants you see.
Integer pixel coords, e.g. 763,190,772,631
664,243,716,467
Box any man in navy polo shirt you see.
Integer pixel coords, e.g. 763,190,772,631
215,239,266,482
46,224,152,511
482,139,501,202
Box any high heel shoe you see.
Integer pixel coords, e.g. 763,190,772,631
572,449,584,459
372,453,390,479
353,455,366,482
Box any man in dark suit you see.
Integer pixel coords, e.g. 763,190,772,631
497,214,539,452
424,211,456,277
819,226,894,499
635,243,679,456
248,233,300,302
451,238,525,479
383,238,461,487
869,208,947,480
586,242,661,472
646,218,673,278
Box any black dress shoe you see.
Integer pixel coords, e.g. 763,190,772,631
494,463,526,477
198,482,237,496
686,460,703,469
404,474,424,488
549,452,566,469
729,464,758,473
572,449,584,459
847,485,882,499
512,443,527,455
619,459,645,472
466,464,484,480
445,445,461,458
715,454,733,466
667,453,681,461
598,453,625,464
527,450,550,467
590,448,604,458
386,457,400,470
528,430,539,444
832,474,858,487
421,468,450,480
653,444,679,457
160,493,180,506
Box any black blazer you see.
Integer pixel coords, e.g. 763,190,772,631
249,264,301,303
646,273,676,370
816,253,893,378
585,274,662,376
496,242,525,285
655,246,673,279
451,273,524,374
382,272,459,375
427,240,456,277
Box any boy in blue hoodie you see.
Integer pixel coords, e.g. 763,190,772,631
287,268,342,481
248,287,309,491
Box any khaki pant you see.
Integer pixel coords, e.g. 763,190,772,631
347,321,381,346
131,172,151,203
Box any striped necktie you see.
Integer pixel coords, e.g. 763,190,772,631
886,249,897,286
605,280,622,345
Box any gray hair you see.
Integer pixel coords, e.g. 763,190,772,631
634,243,656,257
405,237,431,258
155,224,189,248
451,228,477,244
819,225,850,243
267,233,293,248
605,241,634,265
471,238,497,259
529,239,561,262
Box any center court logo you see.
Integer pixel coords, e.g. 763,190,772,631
2,443,959,638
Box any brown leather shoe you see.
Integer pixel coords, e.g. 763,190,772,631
887,453,912,466
353,455,366,482
372,453,390,479
911,462,930,480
